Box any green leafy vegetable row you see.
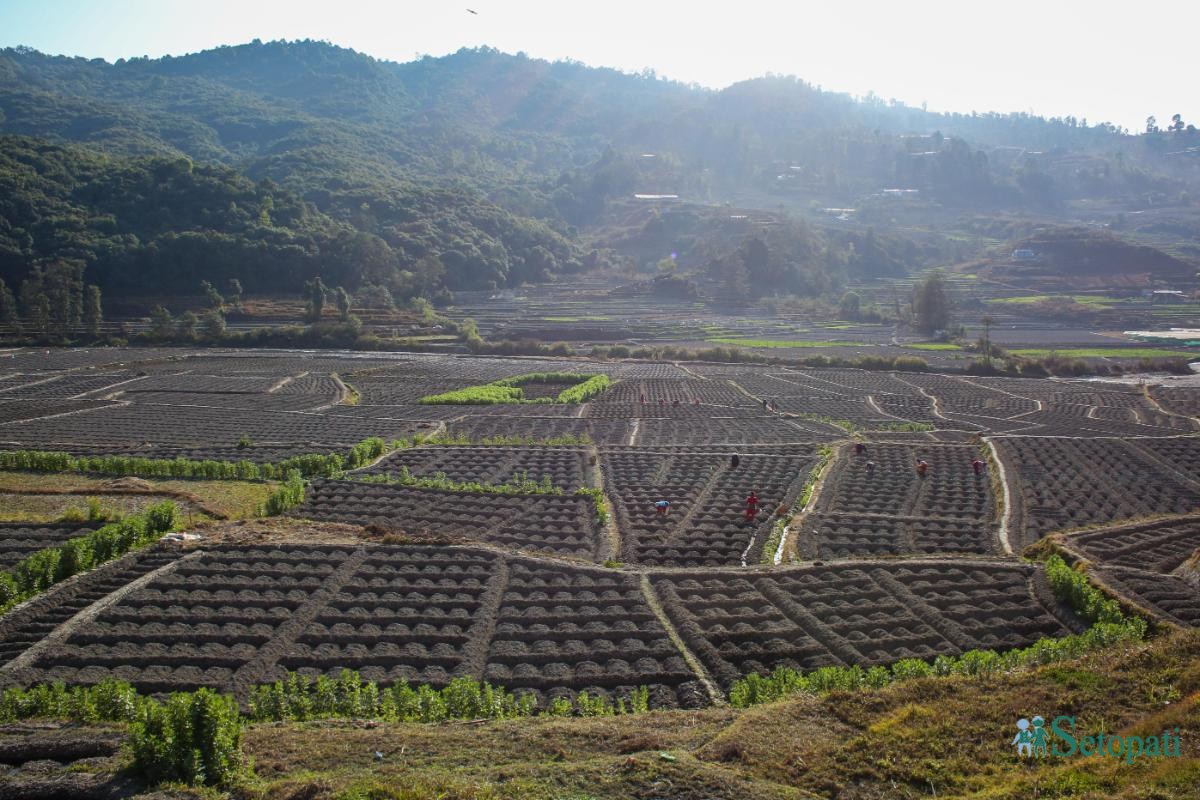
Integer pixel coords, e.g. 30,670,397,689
0,502,177,615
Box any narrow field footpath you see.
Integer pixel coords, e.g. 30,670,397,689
984,437,1014,555
639,574,725,706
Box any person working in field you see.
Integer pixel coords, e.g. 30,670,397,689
744,490,760,522
971,458,985,476
854,442,866,456
916,459,928,478
866,460,876,476
654,499,671,516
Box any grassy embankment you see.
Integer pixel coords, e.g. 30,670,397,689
1007,348,1198,360
241,627,1200,800
0,471,274,523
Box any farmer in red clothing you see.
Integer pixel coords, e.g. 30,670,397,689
971,458,985,476
744,490,760,522
916,459,929,478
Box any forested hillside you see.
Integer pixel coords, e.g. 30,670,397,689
0,135,583,297
1,39,1198,302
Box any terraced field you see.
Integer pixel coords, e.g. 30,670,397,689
0,347,1196,714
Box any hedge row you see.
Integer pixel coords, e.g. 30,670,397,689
0,502,177,615
0,437,398,481
419,373,612,405
354,468,562,496
0,671,651,789
0,681,242,788
247,670,650,723
420,432,593,446
729,555,1148,708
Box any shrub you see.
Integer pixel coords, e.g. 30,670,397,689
574,487,609,524
1044,554,1133,627
0,680,144,724
259,470,305,516
129,688,244,788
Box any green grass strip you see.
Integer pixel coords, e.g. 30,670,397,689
1008,348,1197,359
419,373,611,405
706,338,861,348
904,342,962,351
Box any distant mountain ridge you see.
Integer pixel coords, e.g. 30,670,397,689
0,40,1197,301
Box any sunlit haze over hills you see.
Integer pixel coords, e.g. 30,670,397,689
2,0,1196,132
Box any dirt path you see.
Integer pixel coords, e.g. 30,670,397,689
865,394,911,422
673,362,708,380
75,374,149,398
0,550,200,675
984,437,1015,555
231,547,370,700
0,400,128,428
639,574,725,706
1143,384,1200,426
460,559,510,680
588,445,621,562
777,444,839,563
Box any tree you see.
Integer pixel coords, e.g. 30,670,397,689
839,290,862,320
912,272,952,334
980,314,996,371
200,280,224,310
25,290,51,335
201,310,225,341
176,311,199,339
41,262,84,337
226,278,243,308
334,286,353,321
1146,116,1159,134
303,277,328,322
1170,114,1185,132
0,279,18,330
149,306,174,338
83,285,103,339
721,259,751,304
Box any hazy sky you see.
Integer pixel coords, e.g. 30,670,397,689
2,0,1196,131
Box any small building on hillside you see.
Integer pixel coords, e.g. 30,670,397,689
1147,289,1188,303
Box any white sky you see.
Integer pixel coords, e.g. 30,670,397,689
2,0,1196,131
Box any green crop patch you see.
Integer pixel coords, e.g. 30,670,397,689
904,342,962,351
1008,348,1198,360
706,337,862,348
986,295,1120,307
419,372,612,404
